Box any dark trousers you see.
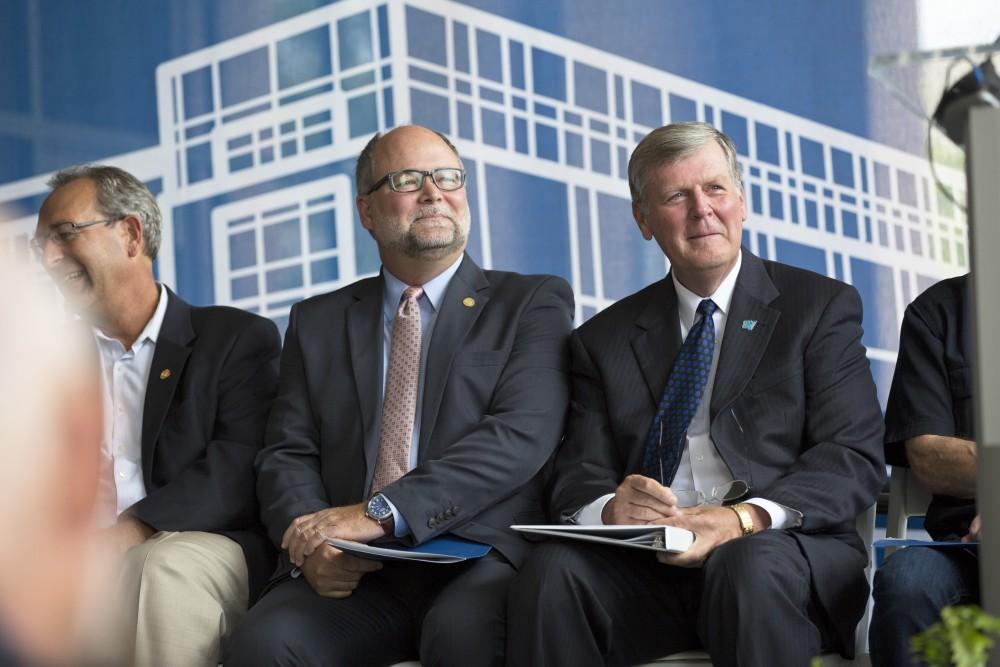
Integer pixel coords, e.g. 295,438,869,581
506,530,838,667
870,546,979,667
224,552,514,667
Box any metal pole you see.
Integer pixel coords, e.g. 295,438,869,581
965,107,1000,666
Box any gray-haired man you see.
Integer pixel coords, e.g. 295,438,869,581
507,122,885,666
33,165,280,667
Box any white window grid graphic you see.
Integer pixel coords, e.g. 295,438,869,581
395,0,967,345
156,0,395,199
211,175,356,321
146,0,967,359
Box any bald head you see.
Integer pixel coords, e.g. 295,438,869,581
355,125,462,196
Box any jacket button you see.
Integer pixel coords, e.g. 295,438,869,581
428,518,437,528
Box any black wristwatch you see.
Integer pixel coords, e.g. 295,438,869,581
365,493,393,527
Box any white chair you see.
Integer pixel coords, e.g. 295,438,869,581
644,505,877,667
885,466,932,539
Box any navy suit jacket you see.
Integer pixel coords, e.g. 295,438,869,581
256,255,574,579
548,249,885,654
127,289,281,601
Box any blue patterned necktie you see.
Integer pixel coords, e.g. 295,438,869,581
641,298,718,485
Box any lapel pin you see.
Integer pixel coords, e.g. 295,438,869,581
159,369,171,380
462,297,476,308
741,320,757,331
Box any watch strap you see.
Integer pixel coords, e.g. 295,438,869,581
729,502,754,536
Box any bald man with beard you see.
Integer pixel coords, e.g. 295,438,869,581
227,125,574,666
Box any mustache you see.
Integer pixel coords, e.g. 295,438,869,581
410,206,456,223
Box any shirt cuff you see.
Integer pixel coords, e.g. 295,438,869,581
744,497,802,530
384,496,410,538
567,493,616,525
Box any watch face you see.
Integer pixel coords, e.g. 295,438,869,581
368,494,392,520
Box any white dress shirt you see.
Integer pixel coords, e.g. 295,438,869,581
94,283,169,525
575,255,801,529
378,255,464,536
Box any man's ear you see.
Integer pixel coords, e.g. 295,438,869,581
121,215,144,258
357,194,376,236
632,201,653,241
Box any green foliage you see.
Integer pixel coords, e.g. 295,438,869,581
911,605,1000,667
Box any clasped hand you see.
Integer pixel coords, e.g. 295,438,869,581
602,474,746,568
963,514,982,543
282,503,386,567
282,503,390,598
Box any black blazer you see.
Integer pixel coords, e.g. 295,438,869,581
548,249,886,655
127,289,281,601
256,255,574,577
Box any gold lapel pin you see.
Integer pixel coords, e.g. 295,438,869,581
159,369,171,380
462,297,475,308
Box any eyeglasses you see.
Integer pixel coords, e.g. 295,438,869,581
365,168,466,195
30,219,119,256
653,421,750,507
673,480,750,508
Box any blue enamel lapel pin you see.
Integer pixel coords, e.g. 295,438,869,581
741,320,757,331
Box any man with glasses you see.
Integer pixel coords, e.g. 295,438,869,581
33,165,281,667
226,125,573,665
507,122,885,666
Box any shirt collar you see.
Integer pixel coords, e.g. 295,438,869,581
671,252,742,327
94,283,168,350
383,254,464,315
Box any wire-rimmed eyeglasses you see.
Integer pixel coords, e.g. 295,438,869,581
673,480,750,508
654,421,750,507
365,168,466,195
30,219,120,256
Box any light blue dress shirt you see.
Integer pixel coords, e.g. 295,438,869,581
378,256,464,537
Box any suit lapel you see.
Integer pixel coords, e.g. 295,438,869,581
630,277,681,407
418,255,490,459
710,251,780,419
346,276,384,489
141,289,194,484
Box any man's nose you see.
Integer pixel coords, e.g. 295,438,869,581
690,187,713,217
36,234,63,267
417,173,444,202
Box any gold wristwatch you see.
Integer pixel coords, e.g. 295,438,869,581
729,503,754,536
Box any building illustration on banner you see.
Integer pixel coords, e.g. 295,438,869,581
0,0,970,401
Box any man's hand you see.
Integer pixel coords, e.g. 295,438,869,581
300,543,383,598
601,474,681,525
101,515,155,558
282,503,387,567
963,514,982,543
654,503,770,567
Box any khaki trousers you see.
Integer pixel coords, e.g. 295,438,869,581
118,531,248,667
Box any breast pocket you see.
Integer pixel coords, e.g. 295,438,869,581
745,361,804,396
452,349,508,367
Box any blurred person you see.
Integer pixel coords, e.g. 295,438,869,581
32,166,281,667
0,261,104,666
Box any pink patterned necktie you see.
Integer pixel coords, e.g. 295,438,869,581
371,286,423,493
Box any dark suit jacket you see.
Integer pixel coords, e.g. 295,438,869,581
256,255,573,578
548,249,885,655
127,288,281,601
